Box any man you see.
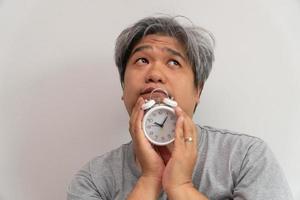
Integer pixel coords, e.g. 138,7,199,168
67,16,293,200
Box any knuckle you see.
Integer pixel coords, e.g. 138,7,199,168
132,126,140,134
128,121,136,134
128,126,133,134
186,127,193,135
129,120,134,129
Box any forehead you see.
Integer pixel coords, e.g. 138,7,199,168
132,34,186,55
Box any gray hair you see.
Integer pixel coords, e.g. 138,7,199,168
114,15,215,88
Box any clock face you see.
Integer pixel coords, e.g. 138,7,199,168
143,105,177,146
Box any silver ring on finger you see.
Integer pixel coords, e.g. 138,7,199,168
184,136,193,143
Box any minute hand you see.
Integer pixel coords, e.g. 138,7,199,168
161,116,168,127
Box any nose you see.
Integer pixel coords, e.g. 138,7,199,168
145,62,166,84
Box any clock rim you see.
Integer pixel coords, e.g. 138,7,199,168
142,105,176,146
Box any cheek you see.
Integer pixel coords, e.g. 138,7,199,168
122,73,141,114
172,78,198,109
123,68,139,87
122,87,134,115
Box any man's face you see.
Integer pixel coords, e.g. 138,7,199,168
122,34,201,117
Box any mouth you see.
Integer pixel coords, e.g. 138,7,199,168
140,87,170,102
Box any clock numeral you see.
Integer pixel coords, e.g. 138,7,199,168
147,119,153,123
167,134,172,138
161,136,165,141
154,135,158,139
152,113,156,117
158,111,162,115
146,125,151,129
150,131,154,135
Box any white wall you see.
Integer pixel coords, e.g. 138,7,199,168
0,0,299,199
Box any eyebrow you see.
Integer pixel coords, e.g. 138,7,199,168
164,47,186,61
130,45,186,61
131,45,152,56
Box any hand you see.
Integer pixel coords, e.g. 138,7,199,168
162,106,198,195
128,97,165,182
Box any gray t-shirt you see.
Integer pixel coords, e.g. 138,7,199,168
67,126,293,200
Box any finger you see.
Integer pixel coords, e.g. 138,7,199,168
174,116,184,150
174,106,186,148
182,117,197,150
174,106,184,119
129,97,144,139
175,106,197,150
134,99,149,143
131,98,154,150
128,97,140,138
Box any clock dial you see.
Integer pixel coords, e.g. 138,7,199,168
143,105,177,145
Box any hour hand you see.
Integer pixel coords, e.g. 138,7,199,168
154,122,163,128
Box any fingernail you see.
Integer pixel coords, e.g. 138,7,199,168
139,98,144,109
139,97,144,104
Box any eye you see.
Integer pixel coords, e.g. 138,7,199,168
168,59,181,68
135,57,149,65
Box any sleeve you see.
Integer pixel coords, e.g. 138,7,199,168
233,140,294,200
67,163,106,200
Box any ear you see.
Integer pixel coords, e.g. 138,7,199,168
121,82,125,100
192,82,204,113
195,82,204,103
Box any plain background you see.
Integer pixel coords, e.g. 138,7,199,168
0,0,299,199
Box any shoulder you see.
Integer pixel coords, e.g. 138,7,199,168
197,125,278,168
86,142,134,188
196,125,270,180
198,125,265,153
67,142,133,200
196,126,293,199
89,142,132,172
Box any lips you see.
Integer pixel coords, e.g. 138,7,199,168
140,87,169,101
140,87,157,95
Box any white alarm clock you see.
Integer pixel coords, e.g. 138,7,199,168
142,88,178,146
